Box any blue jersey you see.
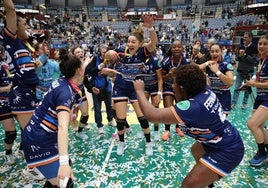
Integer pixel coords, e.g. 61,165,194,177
256,58,268,100
114,47,149,82
23,78,83,168
0,60,13,119
0,60,12,98
3,28,39,86
161,56,189,88
206,61,233,112
35,55,60,100
112,46,150,101
207,61,233,91
172,89,242,149
28,78,82,134
139,55,161,88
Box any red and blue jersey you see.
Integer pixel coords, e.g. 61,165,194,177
171,89,242,149
3,28,39,86
256,58,268,100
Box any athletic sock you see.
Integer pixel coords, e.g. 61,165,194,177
257,143,266,155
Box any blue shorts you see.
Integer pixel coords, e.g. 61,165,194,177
0,98,13,121
144,83,158,95
200,143,244,177
9,86,37,114
163,83,174,96
38,160,59,179
23,124,59,179
253,97,268,110
112,80,137,102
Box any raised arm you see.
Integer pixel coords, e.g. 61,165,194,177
3,0,17,34
141,14,158,53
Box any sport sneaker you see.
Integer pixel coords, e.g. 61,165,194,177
108,119,116,127
136,130,144,139
18,150,25,158
176,127,185,137
125,127,132,134
145,142,154,156
231,103,236,109
241,104,247,109
249,152,268,166
22,167,45,180
162,131,170,141
4,154,15,165
117,141,125,155
76,131,88,140
98,127,104,135
154,131,160,141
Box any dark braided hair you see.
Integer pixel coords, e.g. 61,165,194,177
174,64,207,98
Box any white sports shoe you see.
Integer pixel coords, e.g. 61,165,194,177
117,141,125,155
98,127,104,135
18,150,24,158
154,131,161,141
5,154,15,165
108,119,116,127
76,132,88,140
136,130,144,139
145,142,154,156
84,124,90,130
22,167,45,180
125,127,132,134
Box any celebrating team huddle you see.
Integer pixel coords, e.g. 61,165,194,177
0,0,268,187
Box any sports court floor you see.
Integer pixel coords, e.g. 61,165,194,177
0,89,267,188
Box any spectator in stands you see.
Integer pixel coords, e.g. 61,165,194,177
199,37,217,64
33,42,60,102
243,32,258,63
104,14,157,156
244,33,268,167
232,46,255,109
133,64,244,188
190,44,202,65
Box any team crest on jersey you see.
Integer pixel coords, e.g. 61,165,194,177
51,80,60,88
227,63,233,70
176,100,190,110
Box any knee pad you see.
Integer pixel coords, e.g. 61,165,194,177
43,181,58,188
79,115,89,127
80,115,89,124
138,116,149,129
116,118,126,131
4,130,17,144
66,178,74,188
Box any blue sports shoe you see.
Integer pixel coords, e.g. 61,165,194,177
249,152,268,167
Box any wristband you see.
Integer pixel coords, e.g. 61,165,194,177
205,61,209,66
97,64,102,70
59,155,69,166
148,27,154,31
216,70,222,76
157,91,162,95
